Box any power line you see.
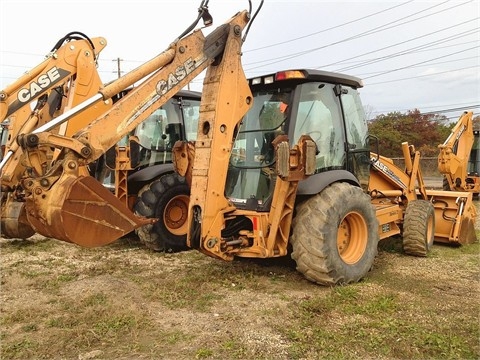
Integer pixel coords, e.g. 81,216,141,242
365,65,479,85
371,102,480,116
0,1,477,91
362,45,479,80
310,38,479,74
420,104,480,115
243,0,416,53
244,0,473,71
356,56,478,76
330,23,479,72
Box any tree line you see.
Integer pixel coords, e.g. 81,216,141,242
367,109,480,158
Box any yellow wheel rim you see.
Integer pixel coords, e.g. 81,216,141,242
337,211,368,264
163,195,189,236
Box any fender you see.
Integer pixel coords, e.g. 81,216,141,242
297,169,360,195
127,163,175,194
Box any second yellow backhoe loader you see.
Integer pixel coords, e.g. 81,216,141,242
98,89,202,252
438,111,480,197
10,1,254,247
8,1,476,286
0,32,201,252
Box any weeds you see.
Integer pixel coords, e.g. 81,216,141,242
1,233,479,359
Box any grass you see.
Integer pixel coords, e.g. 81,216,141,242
1,231,479,359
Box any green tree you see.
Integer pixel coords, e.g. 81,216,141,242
473,115,480,131
368,109,451,157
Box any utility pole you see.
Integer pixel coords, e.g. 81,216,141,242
113,58,123,78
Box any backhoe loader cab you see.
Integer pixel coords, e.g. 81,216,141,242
131,90,201,171
227,69,371,211
99,89,201,182
94,90,201,252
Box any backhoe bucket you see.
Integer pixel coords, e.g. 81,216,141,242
1,199,36,239
25,175,153,247
426,189,477,245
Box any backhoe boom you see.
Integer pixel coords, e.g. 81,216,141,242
438,111,479,194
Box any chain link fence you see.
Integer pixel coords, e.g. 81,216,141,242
390,157,441,177
390,157,444,189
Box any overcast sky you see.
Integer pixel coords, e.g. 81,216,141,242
1,0,479,121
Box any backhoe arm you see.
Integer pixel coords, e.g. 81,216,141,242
438,111,474,190
179,20,253,258
19,17,242,166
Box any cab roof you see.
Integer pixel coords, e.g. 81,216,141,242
248,69,363,89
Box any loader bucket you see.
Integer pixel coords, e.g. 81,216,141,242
25,175,154,247
425,189,477,245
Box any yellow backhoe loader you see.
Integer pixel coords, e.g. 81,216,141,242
8,1,476,286
173,69,477,285
438,111,479,197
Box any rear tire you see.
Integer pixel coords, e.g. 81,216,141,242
290,182,379,286
134,173,190,252
402,200,435,257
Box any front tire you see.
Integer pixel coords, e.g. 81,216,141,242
134,173,190,252
402,200,435,257
291,182,379,286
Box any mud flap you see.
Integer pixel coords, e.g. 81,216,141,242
25,175,154,247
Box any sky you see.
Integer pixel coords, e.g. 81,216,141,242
1,0,479,122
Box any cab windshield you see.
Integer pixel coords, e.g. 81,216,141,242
226,91,290,206
134,96,200,167
230,91,289,169
226,81,369,207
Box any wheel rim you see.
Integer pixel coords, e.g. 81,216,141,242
163,195,189,236
337,211,368,264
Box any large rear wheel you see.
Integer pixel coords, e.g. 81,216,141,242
290,182,379,286
134,173,190,252
402,200,435,257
